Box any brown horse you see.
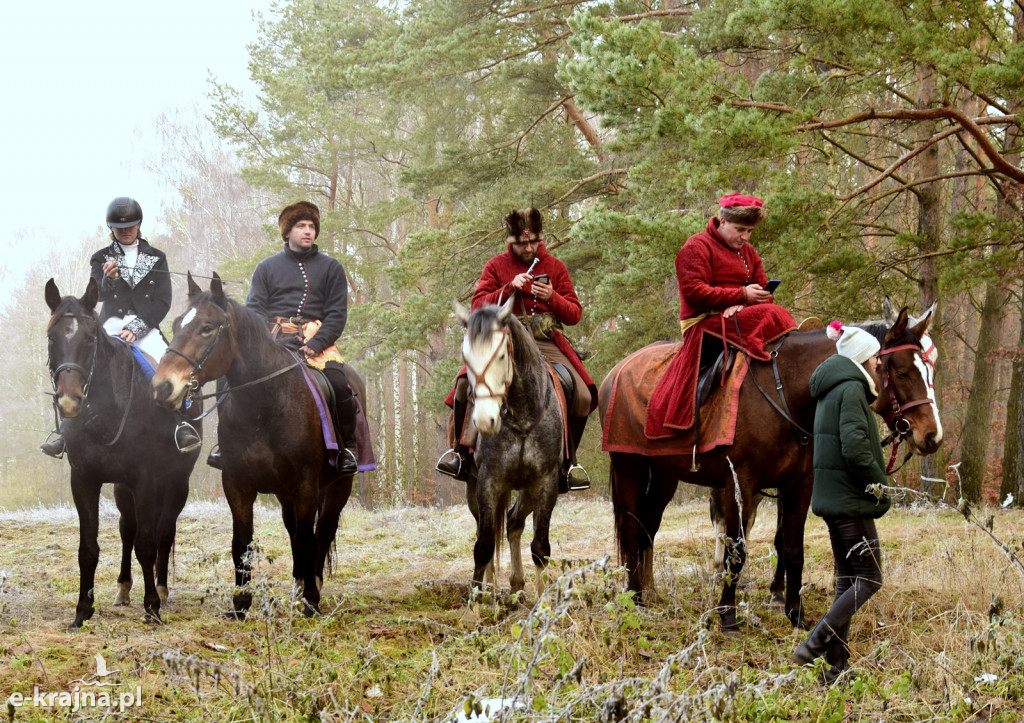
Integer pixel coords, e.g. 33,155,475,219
599,305,942,631
151,272,363,618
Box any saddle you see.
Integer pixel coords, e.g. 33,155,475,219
695,348,736,410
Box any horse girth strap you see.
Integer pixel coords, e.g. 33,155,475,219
733,317,812,442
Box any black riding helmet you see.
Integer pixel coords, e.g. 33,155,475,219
106,197,143,228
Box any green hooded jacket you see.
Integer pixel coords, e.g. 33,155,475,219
809,354,891,520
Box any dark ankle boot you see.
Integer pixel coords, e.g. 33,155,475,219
207,445,223,470
559,415,590,492
436,446,471,481
334,391,359,476
174,417,202,453
791,619,834,666
40,430,66,459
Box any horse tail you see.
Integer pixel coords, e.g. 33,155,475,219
316,487,338,580
492,489,511,581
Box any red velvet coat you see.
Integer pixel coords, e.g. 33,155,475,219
676,217,771,320
472,242,581,324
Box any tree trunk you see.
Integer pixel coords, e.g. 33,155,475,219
1000,284,1024,506
914,64,946,497
959,284,1009,503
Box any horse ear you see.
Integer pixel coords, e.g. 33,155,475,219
882,296,897,326
498,296,515,322
187,271,202,299
911,302,935,339
887,306,910,340
453,301,470,327
210,271,227,311
45,278,61,312
82,277,99,312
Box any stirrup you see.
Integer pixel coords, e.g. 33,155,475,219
565,464,590,491
435,449,464,479
40,431,66,460
174,421,202,454
338,448,358,474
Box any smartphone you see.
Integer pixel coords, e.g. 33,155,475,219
764,279,781,293
534,274,550,284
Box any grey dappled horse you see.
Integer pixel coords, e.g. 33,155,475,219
456,298,563,600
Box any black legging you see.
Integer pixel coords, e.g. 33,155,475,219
820,517,883,648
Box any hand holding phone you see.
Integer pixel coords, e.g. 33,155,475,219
764,279,781,293
533,274,550,284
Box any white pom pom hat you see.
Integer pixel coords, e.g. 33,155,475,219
827,321,880,365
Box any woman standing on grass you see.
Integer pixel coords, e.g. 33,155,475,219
791,322,891,683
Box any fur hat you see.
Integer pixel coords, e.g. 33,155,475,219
278,201,321,240
505,208,543,244
829,322,880,365
718,193,766,226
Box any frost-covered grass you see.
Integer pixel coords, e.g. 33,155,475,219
1,496,1023,721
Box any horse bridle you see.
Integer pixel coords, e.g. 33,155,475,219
47,312,136,447
163,321,226,394
877,342,934,473
462,327,514,405
48,313,99,400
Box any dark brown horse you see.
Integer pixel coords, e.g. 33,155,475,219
599,306,942,631
45,278,200,629
151,272,363,618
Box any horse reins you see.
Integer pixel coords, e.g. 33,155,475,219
162,316,304,403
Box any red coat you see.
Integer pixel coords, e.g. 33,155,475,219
446,242,597,412
473,242,581,324
676,217,770,320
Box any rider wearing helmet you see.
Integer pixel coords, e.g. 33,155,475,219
41,197,200,457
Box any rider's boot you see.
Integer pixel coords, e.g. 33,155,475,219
436,396,472,481
559,414,590,493
335,388,359,476
40,424,66,459
174,413,202,454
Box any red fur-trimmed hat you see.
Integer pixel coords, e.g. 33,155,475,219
718,193,763,208
278,201,321,240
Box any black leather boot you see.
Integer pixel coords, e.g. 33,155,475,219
437,397,472,481
174,416,202,453
791,619,834,666
207,445,223,470
334,390,359,476
40,428,66,459
436,445,471,481
559,414,590,492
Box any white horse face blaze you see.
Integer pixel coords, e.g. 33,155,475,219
464,323,512,437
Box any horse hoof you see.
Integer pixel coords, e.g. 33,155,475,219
721,626,743,640
302,601,321,617
115,582,132,606
224,609,248,621
67,620,85,632
145,609,164,625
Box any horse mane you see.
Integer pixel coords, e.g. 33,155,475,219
466,305,545,373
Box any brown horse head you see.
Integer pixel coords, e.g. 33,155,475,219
874,305,943,455
152,271,236,411
45,277,100,418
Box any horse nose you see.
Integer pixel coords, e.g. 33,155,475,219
924,430,941,453
475,410,501,436
57,394,82,417
152,379,179,409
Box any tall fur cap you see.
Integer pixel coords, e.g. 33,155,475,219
505,208,543,243
278,201,321,240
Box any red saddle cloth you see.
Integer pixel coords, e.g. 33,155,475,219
603,342,749,456
644,304,796,440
